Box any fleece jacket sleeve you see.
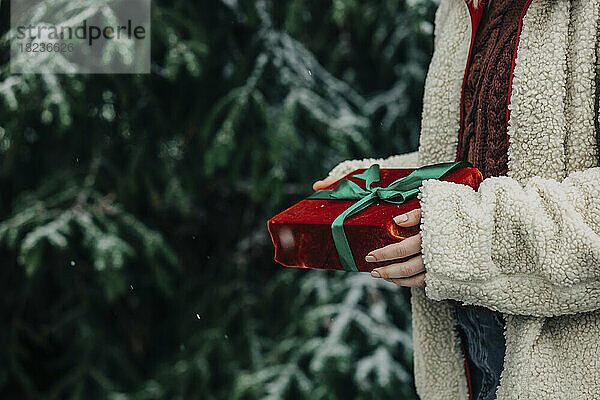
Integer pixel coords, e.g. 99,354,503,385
418,167,600,317
327,151,420,179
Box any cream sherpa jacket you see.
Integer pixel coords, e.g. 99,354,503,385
327,0,600,399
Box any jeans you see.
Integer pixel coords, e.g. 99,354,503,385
452,306,506,400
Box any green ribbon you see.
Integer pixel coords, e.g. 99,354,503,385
308,161,471,272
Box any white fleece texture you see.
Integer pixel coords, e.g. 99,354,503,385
327,0,600,398
326,150,420,179
419,170,600,317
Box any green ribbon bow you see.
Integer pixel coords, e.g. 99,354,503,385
308,161,471,272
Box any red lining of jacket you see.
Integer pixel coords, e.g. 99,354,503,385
461,340,474,400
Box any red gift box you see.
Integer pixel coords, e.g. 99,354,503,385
267,165,483,272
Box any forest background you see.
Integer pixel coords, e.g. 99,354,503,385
0,0,437,398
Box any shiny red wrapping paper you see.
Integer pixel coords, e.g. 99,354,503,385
267,167,483,272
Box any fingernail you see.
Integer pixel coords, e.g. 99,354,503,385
393,214,408,224
370,270,381,278
365,254,377,262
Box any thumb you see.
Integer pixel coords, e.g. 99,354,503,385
313,176,336,191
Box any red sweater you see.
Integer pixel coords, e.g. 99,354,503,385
457,0,530,179
449,0,530,312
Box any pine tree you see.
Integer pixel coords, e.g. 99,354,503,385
0,0,436,398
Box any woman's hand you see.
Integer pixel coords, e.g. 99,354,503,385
313,176,337,191
367,208,426,287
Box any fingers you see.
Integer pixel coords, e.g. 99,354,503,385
370,254,424,279
313,176,337,191
365,233,422,262
392,208,422,227
383,272,426,287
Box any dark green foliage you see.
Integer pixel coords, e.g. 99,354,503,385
0,0,436,398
